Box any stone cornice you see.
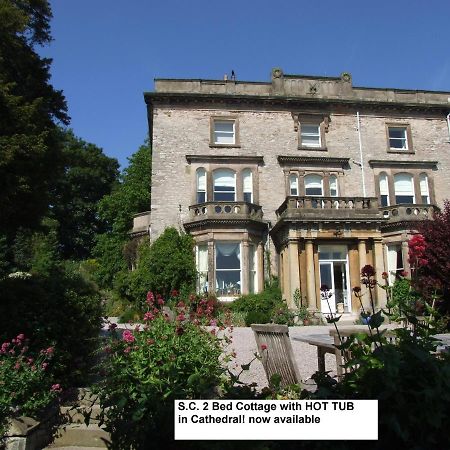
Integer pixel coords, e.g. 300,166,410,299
368,160,438,169
144,92,450,113
277,155,350,168
183,218,268,231
186,155,264,165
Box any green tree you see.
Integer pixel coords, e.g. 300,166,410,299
94,142,151,287
0,0,69,241
50,129,119,259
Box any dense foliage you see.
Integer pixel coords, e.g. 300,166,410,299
95,304,223,449
94,142,151,287
0,0,68,241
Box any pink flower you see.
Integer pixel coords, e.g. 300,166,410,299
51,384,62,393
261,344,268,351
46,347,54,356
176,313,186,322
124,346,132,354
122,330,135,343
16,334,25,341
209,319,217,327
171,289,179,297
143,312,154,322
146,291,155,305
42,362,48,370
157,297,165,306
14,362,20,370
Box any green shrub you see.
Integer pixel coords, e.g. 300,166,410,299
117,228,197,305
95,310,223,448
245,310,271,326
231,282,283,315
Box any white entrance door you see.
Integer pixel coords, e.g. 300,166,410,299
318,245,350,314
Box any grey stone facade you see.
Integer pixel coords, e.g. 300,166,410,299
144,69,450,315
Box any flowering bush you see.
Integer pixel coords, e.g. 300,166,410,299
92,297,224,448
0,334,57,437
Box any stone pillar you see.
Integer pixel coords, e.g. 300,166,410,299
413,174,421,204
358,239,367,276
257,242,264,293
373,238,386,308
241,240,249,295
288,240,300,309
206,171,214,203
305,239,317,310
401,239,410,274
207,241,215,295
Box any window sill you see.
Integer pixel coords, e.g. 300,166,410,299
298,145,328,151
387,149,414,154
209,144,241,148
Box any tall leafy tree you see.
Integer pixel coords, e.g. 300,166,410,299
94,142,151,286
0,0,68,241
50,129,119,259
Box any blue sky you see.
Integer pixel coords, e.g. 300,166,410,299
41,0,450,168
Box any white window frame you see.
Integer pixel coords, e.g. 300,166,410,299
196,168,207,203
213,169,236,202
379,172,390,207
213,120,235,145
388,126,408,150
305,174,324,196
300,123,321,148
242,169,253,203
419,173,430,205
394,173,415,204
289,174,299,196
215,242,241,300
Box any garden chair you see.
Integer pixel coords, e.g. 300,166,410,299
251,324,303,388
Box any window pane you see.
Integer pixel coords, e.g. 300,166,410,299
301,124,320,135
301,135,321,146
214,192,235,201
421,195,429,204
197,192,206,203
249,245,256,294
289,174,298,196
214,121,234,133
395,195,414,204
214,121,235,144
330,175,338,197
389,127,407,149
215,242,241,296
215,133,234,144
381,195,389,207
305,187,323,196
197,245,208,293
243,169,252,202
389,128,406,139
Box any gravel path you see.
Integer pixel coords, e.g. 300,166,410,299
223,326,337,389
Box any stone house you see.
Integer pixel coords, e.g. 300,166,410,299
138,68,450,317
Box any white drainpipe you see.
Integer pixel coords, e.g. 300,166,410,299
356,111,367,197
447,113,450,142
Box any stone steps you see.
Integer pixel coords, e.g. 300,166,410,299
45,424,110,449
44,389,110,449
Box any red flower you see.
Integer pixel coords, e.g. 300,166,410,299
361,265,375,278
171,289,179,297
261,344,268,351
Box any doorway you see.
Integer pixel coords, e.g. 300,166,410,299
318,245,350,314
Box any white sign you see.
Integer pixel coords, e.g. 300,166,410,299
175,400,378,440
